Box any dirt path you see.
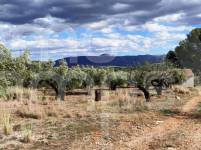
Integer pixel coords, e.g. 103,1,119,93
122,91,201,150
181,91,201,113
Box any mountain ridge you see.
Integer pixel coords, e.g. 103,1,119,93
55,55,165,67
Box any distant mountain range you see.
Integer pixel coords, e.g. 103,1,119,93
55,54,165,67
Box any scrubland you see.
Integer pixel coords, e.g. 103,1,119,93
0,86,201,150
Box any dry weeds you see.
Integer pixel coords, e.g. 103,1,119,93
0,86,200,150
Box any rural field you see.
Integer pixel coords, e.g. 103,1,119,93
1,2,201,149
1,85,201,150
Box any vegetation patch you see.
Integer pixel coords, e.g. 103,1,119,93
160,109,180,116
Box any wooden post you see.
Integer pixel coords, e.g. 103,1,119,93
95,89,102,101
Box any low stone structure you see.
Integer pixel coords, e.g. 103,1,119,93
182,69,194,88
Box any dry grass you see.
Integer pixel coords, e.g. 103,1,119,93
172,85,191,95
16,103,45,119
4,86,60,119
0,86,198,149
15,100,64,119
44,103,60,117
6,86,38,102
93,88,146,113
0,109,13,135
21,124,33,143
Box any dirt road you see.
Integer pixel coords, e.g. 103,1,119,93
122,91,201,150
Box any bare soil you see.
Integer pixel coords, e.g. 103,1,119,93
122,90,201,150
0,87,201,150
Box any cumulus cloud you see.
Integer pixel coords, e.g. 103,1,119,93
111,3,131,11
0,0,200,60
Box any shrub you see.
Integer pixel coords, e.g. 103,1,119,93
0,73,10,98
171,69,186,84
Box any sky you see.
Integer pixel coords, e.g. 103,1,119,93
0,0,201,60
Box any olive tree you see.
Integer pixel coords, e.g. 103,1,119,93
66,66,87,90
131,63,185,102
54,59,68,77
107,70,128,90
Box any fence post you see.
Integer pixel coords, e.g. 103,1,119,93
95,89,102,101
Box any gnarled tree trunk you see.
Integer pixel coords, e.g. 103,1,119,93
110,82,117,91
137,85,150,102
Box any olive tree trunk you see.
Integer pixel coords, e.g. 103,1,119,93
137,85,150,102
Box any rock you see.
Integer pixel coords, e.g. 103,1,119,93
156,121,164,125
176,96,181,100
